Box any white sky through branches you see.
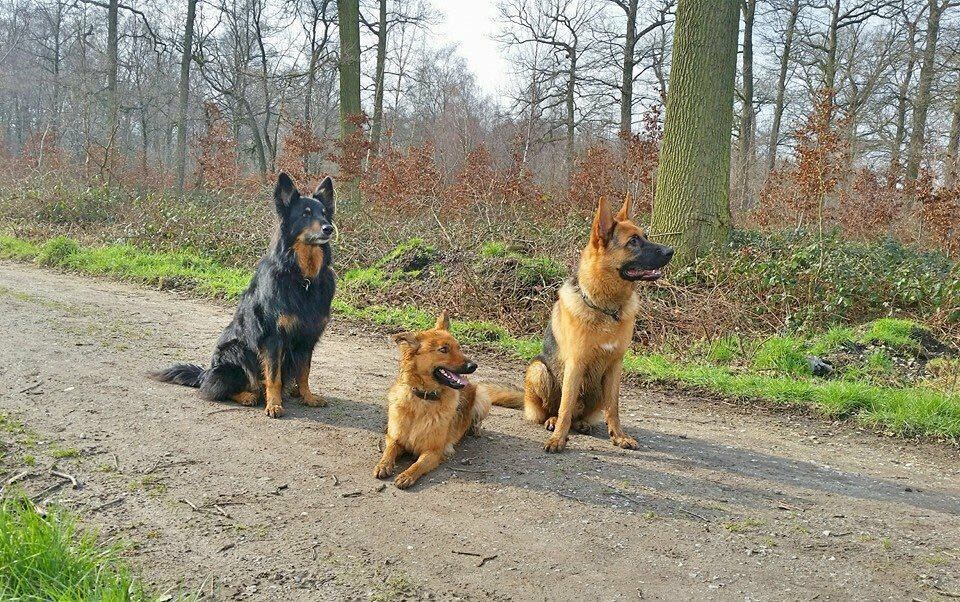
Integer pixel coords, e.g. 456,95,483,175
435,0,511,99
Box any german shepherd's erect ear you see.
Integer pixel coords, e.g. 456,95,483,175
615,192,633,223
274,172,299,213
590,196,615,248
314,176,335,221
434,311,450,332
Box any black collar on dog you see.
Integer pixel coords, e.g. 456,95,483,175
301,276,312,291
411,387,441,401
572,279,621,322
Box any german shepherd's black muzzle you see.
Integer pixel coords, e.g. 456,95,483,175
433,360,477,390
620,239,674,282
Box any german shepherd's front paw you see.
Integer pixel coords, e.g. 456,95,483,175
611,435,639,450
543,435,568,453
299,391,327,407
232,391,259,406
264,403,285,418
373,462,394,479
394,471,420,489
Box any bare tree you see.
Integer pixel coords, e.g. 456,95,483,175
499,0,604,173
905,0,958,181
767,0,803,171
889,1,922,176
737,0,758,209
176,0,198,192
606,0,672,136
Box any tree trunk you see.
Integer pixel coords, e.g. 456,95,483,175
338,0,362,202
106,0,119,153
824,0,840,92
767,0,799,172
650,0,739,267
737,0,756,210
946,77,960,187
566,49,577,175
906,0,944,182
370,0,388,158
619,0,638,137
175,0,198,193
890,21,917,178
51,1,64,137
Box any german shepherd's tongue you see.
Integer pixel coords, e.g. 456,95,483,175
434,367,468,389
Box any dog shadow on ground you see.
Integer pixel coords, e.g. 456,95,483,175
282,394,960,521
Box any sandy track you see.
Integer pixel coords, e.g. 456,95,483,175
0,261,958,601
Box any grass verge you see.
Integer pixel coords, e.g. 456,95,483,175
0,495,148,600
2,233,958,441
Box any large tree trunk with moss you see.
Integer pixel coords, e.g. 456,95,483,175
650,0,739,267
338,0,362,202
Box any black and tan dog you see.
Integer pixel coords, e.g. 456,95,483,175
374,312,517,489
151,173,336,418
494,195,673,452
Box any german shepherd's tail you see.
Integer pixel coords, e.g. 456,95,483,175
149,363,205,388
479,382,524,410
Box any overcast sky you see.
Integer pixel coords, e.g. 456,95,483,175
434,0,511,99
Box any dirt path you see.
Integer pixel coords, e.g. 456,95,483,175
0,261,958,601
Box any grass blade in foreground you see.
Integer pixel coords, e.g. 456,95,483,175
0,495,148,601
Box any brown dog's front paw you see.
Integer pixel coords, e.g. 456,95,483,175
373,462,394,479
543,417,557,431
611,435,639,450
543,435,567,453
264,403,285,418
232,391,258,406
394,471,419,489
299,391,327,407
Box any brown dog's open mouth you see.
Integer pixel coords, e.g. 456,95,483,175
620,267,663,282
433,367,468,389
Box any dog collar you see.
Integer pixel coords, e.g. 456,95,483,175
301,276,311,290
572,280,621,322
411,387,441,401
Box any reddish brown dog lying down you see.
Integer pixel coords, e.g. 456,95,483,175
374,312,520,489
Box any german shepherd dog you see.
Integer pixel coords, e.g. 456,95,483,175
151,173,336,418
493,195,673,452
374,312,518,489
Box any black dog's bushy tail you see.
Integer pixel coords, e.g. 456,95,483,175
149,363,205,388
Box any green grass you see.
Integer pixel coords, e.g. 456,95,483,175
2,234,250,299
864,318,922,349
480,240,566,286
3,233,959,441
0,235,40,260
0,496,149,600
705,335,741,365
51,448,79,459
809,326,857,355
751,336,810,376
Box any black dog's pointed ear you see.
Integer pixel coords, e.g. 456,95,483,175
314,176,335,219
274,172,298,210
